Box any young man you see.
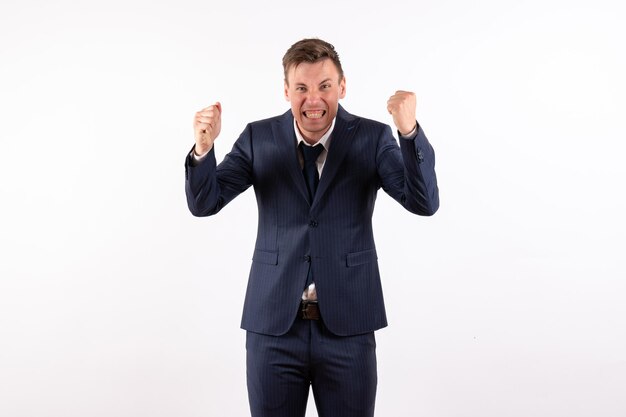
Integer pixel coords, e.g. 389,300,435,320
185,38,439,417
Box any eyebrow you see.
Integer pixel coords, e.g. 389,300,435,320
295,78,333,87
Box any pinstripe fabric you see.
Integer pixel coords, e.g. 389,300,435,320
185,105,439,336
246,318,377,417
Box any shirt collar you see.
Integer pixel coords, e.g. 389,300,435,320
293,118,336,150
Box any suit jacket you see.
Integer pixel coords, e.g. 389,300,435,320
185,105,439,336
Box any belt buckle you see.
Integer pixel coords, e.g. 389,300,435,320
301,300,320,320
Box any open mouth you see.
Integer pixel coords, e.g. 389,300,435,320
303,110,326,119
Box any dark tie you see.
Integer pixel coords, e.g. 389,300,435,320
300,143,324,289
300,143,324,203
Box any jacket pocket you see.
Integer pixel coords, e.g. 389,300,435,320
252,249,278,265
346,249,378,267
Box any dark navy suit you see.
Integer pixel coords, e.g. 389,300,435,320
185,105,439,416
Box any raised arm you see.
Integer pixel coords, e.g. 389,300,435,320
185,103,253,216
378,91,439,215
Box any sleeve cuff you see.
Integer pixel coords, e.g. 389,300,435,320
192,149,210,161
399,122,419,140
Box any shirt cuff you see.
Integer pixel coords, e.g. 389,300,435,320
399,123,418,140
192,148,210,161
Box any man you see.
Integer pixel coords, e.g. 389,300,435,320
185,38,439,417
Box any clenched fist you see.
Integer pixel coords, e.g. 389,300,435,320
387,91,417,136
193,102,222,155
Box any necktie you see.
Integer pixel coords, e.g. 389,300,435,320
300,143,324,289
300,143,324,203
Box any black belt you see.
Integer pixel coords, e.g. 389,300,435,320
299,300,320,320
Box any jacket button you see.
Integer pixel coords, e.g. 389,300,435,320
309,220,318,227
304,255,311,262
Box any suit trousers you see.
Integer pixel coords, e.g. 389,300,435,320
246,316,377,417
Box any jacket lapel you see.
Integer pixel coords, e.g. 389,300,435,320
273,105,360,208
312,105,360,210
272,110,310,204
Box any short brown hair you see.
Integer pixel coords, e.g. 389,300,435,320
282,38,344,84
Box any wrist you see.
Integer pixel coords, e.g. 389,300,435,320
194,143,212,157
398,123,417,137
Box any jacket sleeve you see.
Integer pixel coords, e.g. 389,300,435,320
185,124,254,216
376,122,440,216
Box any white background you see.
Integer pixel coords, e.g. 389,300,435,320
1,0,625,416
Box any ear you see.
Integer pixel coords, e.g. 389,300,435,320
284,81,290,101
339,76,346,99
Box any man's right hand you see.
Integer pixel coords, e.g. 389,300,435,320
193,102,222,155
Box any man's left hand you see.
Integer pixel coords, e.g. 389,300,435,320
387,90,417,136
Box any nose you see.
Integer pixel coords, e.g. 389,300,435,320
305,90,321,104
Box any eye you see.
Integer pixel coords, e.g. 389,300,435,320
321,84,331,89
296,86,306,92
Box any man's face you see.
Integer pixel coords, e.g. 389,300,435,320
284,58,346,143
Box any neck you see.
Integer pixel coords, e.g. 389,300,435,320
298,125,331,146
